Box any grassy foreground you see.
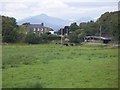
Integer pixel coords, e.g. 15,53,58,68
2,44,118,88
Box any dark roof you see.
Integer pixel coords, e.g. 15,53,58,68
27,24,43,28
27,24,53,30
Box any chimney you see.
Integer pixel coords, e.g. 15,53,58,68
41,23,44,26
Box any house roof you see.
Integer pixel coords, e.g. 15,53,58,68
27,24,43,28
27,24,53,30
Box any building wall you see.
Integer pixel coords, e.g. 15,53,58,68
26,24,53,35
49,31,54,34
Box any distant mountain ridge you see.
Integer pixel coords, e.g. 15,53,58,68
17,14,94,31
18,14,70,31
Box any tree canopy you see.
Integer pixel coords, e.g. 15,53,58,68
1,11,119,44
2,16,18,43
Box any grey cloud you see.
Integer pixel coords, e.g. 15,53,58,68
65,2,117,8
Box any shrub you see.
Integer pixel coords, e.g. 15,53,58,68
25,33,41,44
68,33,79,43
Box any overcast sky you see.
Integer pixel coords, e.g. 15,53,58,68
0,0,119,21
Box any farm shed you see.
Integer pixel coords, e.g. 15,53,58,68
84,36,112,44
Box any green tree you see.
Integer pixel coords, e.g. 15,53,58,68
2,16,18,43
17,25,27,43
69,22,79,32
75,29,85,42
96,11,119,40
79,21,99,36
68,33,79,43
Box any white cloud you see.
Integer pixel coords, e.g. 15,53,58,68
0,0,119,21
3,3,28,11
1,0,119,2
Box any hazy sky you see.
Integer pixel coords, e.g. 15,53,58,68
0,0,119,21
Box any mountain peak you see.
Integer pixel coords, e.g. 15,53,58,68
39,13,48,17
18,14,70,31
18,14,93,31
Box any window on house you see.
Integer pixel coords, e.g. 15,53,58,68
33,28,36,31
37,28,40,31
41,28,43,31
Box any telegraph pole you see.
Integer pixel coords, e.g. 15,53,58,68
61,29,63,45
100,25,102,37
99,25,102,41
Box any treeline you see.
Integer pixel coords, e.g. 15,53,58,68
63,11,119,43
81,11,119,40
1,16,60,44
1,11,120,44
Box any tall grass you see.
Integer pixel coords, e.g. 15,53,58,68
2,44,118,88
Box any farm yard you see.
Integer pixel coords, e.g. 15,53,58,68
2,44,118,88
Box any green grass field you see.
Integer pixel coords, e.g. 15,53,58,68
2,44,118,88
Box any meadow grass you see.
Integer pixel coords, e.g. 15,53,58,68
2,44,118,88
